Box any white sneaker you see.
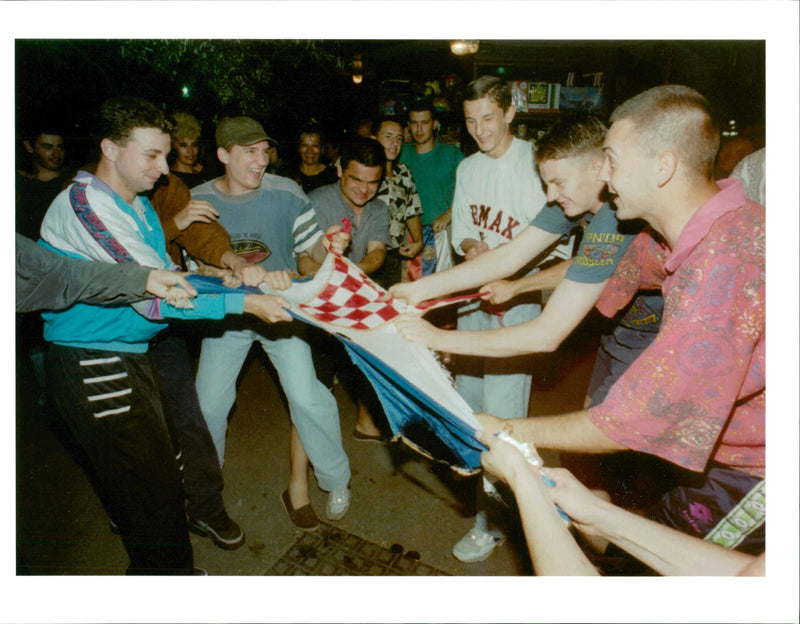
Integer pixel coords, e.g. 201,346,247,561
325,486,350,521
452,526,505,563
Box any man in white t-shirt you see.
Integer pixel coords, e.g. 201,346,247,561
444,76,566,563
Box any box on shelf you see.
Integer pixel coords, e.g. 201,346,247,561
559,86,603,113
528,82,560,111
510,80,529,112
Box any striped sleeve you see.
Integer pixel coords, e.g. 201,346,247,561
292,204,323,254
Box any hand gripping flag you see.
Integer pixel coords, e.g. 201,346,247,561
185,258,567,511
261,251,486,474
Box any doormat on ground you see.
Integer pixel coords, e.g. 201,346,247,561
266,523,450,576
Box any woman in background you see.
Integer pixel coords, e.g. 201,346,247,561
170,111,209,189
284,122,339,194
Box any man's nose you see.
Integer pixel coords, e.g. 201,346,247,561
597,159,610,182
156,156,170,175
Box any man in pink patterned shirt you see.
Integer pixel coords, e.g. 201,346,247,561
478,85,765,562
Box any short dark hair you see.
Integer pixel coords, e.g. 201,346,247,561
408,99,436,119
464,76,512,112
298,121,326,145
535,113,608,165
351,118,373,137
371,117,402,136
97,96,173,146
22,123,65,144
340,137,386,171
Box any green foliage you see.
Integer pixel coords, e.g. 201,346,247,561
120,39,346,118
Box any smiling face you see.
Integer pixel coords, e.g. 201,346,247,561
339,160,383,210
298,132,322,166
109,127,170,200
599,118,655,221
538,155,606,217
375,120,403,163
27,133,65,173
218,141,270,195
463,96,515,159
173,136,199,168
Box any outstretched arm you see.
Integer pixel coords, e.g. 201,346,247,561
17,234,162,311
481,259,572,305
477,431,599,576
145,270,198,300
478,431,761,577
475,410,627,455
543,467,761,576
394,277,607,357
389,225,561,305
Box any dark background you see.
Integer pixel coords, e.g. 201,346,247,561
15,39,765,169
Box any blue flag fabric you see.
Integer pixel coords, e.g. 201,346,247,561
185,273,263,295
334,331,484,472
185,265,486,474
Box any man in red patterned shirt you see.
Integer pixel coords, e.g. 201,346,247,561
478,85,765,561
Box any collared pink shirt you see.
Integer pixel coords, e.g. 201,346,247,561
589,179,765,477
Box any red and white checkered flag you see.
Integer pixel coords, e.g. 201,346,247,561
298,255,405,330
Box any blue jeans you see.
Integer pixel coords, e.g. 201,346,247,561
453,298,540,421
195,324,350,492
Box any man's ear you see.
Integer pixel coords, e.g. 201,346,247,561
336,161,342,178
504,104,517,125
217,146,229,165
23,140,33,154
100,138,119,163
656,151,678,187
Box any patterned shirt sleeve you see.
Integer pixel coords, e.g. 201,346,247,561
589,213,765,473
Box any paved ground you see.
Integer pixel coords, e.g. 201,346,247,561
15,315,599,578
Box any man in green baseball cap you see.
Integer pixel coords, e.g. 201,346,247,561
191,116,354,531
215,116,274,151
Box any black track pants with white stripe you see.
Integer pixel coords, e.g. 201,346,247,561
45,344,193,574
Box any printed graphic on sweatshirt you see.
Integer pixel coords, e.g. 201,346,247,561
468,204,523,241
232,239,272,264
575,231,625,267
620,294,662,329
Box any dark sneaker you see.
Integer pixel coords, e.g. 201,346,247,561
188,510,245,550
281,489,320,531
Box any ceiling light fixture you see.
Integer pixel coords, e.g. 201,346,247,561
450,40,479,56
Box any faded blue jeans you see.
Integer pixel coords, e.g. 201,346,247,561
195,324,350,492
453,298,540,421
453,297,540,536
